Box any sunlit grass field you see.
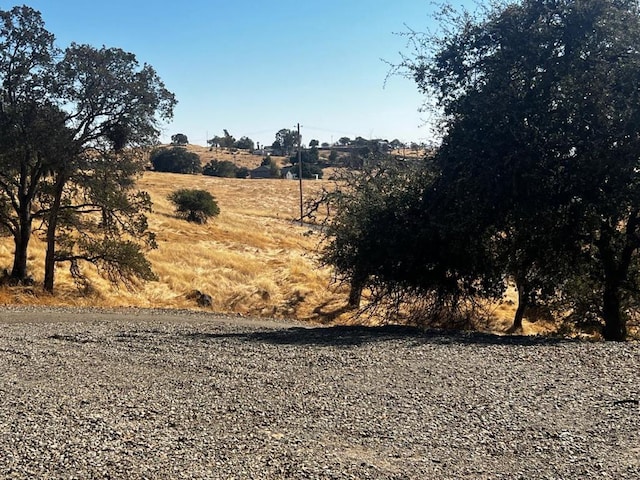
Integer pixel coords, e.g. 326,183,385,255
0,149,533,331
0,170,360,323
1,146,633,338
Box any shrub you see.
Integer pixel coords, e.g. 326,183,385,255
151,147,201,174
203,160,250,178
259,156,281,178
203,159,239,178
170,133,189,145
168,189,220,224
234,136,255,150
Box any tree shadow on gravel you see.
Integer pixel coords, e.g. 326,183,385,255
186,325,573,347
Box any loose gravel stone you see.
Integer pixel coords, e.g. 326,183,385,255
0,307,638,479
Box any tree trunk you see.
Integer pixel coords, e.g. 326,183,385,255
348,281,363,309
508,275,528,333
44,172,67,293
43,225,56,293
347,271,366,309
597,221,634,341
601,275,627,341
44,235,56,293
11,230,30,281
10,210,31,282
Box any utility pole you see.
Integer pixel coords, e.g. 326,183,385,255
297,123,303,226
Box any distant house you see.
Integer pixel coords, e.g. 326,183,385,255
253,146,275,156
281,166,297,180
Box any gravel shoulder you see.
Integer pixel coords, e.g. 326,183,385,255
0,307,639,479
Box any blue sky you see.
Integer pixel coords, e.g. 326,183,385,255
15,1,468,147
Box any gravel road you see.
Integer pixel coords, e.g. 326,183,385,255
0,307,639,479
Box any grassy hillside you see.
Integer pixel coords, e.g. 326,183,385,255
0,171,359,323
0,145,535,331
173,144,287,170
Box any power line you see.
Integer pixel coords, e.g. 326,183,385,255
297,123,303,227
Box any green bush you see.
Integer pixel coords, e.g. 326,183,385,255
258,156,281,178
168,189,220,224
203,159,233,177
170,133,189,145
203,159,247,178
151,147,201,174
289,149,324,179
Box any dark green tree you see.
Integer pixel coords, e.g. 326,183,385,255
151,147,200,174
315,157,484,316
399,0,640,340
0,6,175,292
203,159,240,178
272,128,298,156
221,129,235,148
168,189,220,224
259,156,281,178
0,6,58,283
44,43,174,292
290,148,323,179
234,136,254,150
208,130,235,149
171,133,188,145
44,150,159,291
207,136,223,148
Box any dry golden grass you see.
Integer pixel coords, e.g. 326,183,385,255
0,145,529,330
0,167,532,330
0,172,360,324
174,144,289,170
480,288,556,336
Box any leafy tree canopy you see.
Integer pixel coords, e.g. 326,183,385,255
398,0,640,340
290,148,323,179
272,128,299,156
259,156,281,178
168,189,220,224
0,6,175,292
208,129,235,149
171,133,188,145
321,0,640,340
234,136,254,150
203,159,247,178
151,147,201,174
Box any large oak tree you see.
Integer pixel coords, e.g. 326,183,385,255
0,6,175,292
399,0,640,340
